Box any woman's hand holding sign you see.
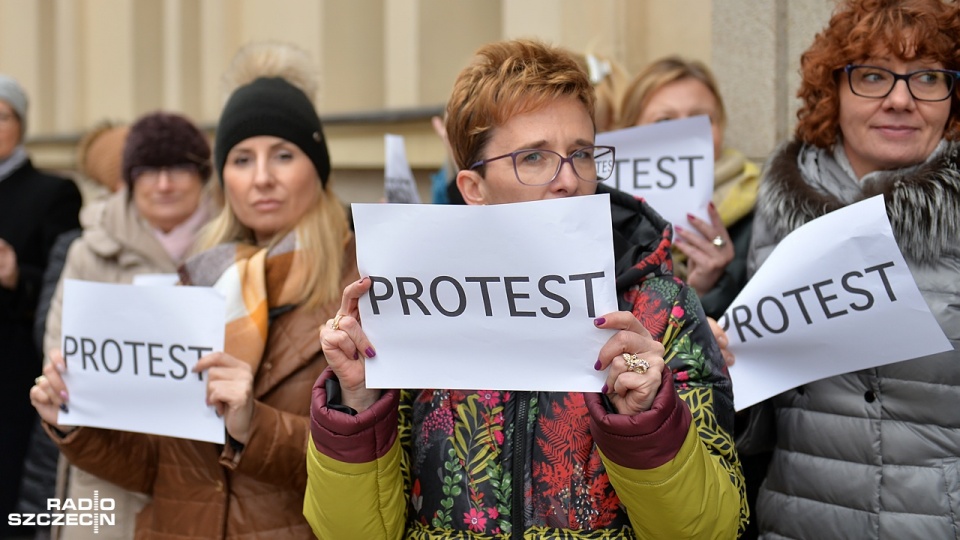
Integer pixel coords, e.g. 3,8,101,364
29,349,73,433
594,311,666,415
320,277,381,414
674,203,734,297
193,352,254,445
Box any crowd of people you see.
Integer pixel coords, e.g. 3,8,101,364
3,0,958,538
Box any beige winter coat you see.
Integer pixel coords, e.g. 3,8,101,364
45,191,210,539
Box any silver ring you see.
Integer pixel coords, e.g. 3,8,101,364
712,235,726,248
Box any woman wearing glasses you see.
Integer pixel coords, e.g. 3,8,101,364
306,39,746,539
738,0,960,538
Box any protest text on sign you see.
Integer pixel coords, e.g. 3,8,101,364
720,261,896,342
367,271,606,318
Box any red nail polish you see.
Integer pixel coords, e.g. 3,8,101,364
594,317,606,326
687,213,696,221
594,359,602,371
600,384,608,394
365,347,376,358
709,201,716,210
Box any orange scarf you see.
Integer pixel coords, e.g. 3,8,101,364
178,232,306,369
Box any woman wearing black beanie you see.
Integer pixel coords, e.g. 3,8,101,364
31,42,355,539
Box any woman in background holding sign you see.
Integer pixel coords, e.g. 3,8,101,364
39,111,214,539
306,39,746,538
619,57,760,320
738,0,960,538
30,42,356,538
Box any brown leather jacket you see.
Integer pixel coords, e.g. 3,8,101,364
48,252,358,539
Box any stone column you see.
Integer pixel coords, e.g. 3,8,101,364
711,0,836,162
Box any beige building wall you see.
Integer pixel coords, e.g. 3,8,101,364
0,0,838,203
712,0,838,162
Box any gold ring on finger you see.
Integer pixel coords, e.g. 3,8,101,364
330,314,344,331
34,375,46,385
712,235,726,248
622,353,650,375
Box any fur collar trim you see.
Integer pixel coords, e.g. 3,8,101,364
759,140,960,265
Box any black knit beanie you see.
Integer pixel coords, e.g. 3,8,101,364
214,77,330,186
122,111,213,189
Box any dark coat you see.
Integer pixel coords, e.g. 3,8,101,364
0,159,81,534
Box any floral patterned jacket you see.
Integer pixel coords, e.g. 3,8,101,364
306,186,747,539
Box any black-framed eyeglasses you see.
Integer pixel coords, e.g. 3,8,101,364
469,145,616,186
843,64,960,102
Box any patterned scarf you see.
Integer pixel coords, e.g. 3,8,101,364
178,231,306,369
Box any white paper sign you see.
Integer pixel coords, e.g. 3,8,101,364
596,115,714,234
59,280,226,443
132,273,179,286
722,196,953,410
384,133,421,203
353,195,618,392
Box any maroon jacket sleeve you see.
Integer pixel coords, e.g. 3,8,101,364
585,368,692,469
309,367,400,464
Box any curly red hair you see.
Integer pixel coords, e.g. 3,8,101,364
796,0,960,147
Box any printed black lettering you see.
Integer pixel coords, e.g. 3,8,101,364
865,261,897,301
841,270,874,311
756,296,789,334
81,338,99,371
101,339,123,373
430,276,467,317
168,344,188,379
731,305,763,342
718,312,730,332
782,286,814,324
124,341,145,375
812,278,848,319
62,336,78,367
678,155,704,187
569,271,605,318
367,276,394,315
396,277,430,316
632,158,652,189
465,277,501,316
147,343,165,377
656,156,677,188
538,275,570,318
504,277,535,317
187,346,213,380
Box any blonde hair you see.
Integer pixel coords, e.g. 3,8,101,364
617,56,727,130
202,41,349,309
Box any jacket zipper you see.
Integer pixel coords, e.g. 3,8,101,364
511,391,530,540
